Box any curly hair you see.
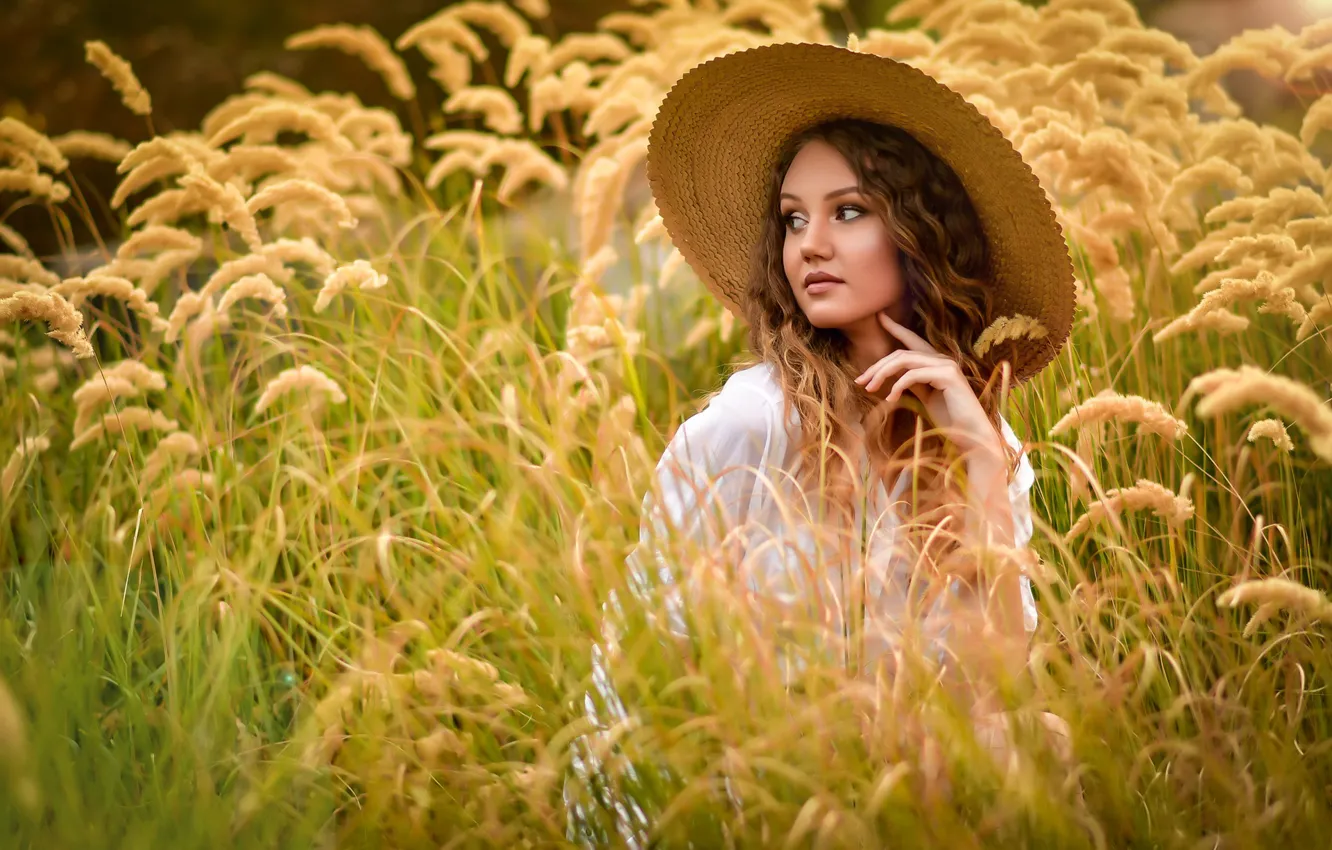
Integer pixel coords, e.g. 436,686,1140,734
731,117,1022,574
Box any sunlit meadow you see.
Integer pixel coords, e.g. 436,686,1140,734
2,0,1332,846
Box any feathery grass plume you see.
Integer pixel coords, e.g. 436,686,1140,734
417,40,474,93
1296,298,1331,342
1189,367,1332,460
52,131,131,163
206,102,351,150
583,76,657,139
0,223,33,258
163,292,206,343
246,178,357,229
848,28,936,60
243,71,312,100
1301,93,1332,149
443,87,523,135
1155,270,1306,342
1288,216,1332,249
254,364,347,414
534,32,631,79
85,40,152,115
141,431,202,486
314,260,388,313
504,34,550,88
1217,577,1332,623
1050,389,1188,440
260,237,336,277
217,272,288,319
52,275,167,332
528,60,597,132
1,435,51,494
440,2,537,48
199,253,291,301
115,225,203,260
0,118,68,172
1064,479,1195,542
284,24,415,101
633,213,666,245
0,256,59,287
1248,418,1295,452
0,280,47,299
0,168,71,203
70,406,179,451
973,314,1049,358
112,159,190,209
177,169,263,251
1161,158,1254,227
399,15,488,61
208,144,300,185
0,290,93,357
1214,233,1309,269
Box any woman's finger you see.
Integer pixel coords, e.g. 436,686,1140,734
884,366,952,405
858,351,950,389
878,311,939,354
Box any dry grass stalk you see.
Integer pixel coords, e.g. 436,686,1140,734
1217,577,1332,623
142,431,202,486
1064,478,1195,542
0,223,33,258
1295,298,1331,342
70,406,179,451
0,168,71,203
85,40,152,115
259,238,337,277
443,87,524,135
254,365,347,414
217,272,289,319
178,169,263,250
1050,390,1188,439
973,314,1049,358
1248,418,1295,452
52,130,132,162
52,275,168,333
1186,365,1332,461
116,225,203,260
1155,269,1305,342
0,118,68,172
0,291,93,357
315,260,388,313
0,256,59,287
246,178,357,230
1,435,51,494
285,24,415,101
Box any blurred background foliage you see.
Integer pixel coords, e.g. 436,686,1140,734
1,0,1326,259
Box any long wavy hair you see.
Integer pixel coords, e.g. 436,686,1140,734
732,117,1022,578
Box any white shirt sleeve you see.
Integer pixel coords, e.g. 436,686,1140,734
619,378,783,638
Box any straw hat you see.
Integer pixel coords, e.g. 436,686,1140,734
645,41,1075,384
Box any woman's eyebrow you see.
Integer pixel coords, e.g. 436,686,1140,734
779,186,860,201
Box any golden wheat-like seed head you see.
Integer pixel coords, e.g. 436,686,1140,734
0,291,93,357
85,40,152,115
285,23,415,101
314,260,388,313
254,364,347,415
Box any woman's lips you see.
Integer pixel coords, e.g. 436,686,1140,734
805,281,841,294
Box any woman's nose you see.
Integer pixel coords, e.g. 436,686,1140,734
800,217,832,261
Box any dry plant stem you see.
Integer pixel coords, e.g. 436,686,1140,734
942,445,1028,717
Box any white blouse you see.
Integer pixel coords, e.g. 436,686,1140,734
564,360,1038,843
616,360,1036,667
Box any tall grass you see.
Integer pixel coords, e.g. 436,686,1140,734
2,0,1332,846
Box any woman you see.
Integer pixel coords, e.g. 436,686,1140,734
565,42,1076,844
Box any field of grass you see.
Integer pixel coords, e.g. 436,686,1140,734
2,0,1332,846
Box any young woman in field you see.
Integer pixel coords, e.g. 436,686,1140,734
566,42,1078,843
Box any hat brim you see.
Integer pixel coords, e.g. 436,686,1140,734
645,41,1075,385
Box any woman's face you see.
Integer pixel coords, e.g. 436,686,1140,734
780,139,909,330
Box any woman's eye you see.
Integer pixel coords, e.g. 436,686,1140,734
783,206,863,230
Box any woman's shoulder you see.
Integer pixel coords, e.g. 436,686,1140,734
669,361,788,461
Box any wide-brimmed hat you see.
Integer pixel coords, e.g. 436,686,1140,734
645,41,1075,384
